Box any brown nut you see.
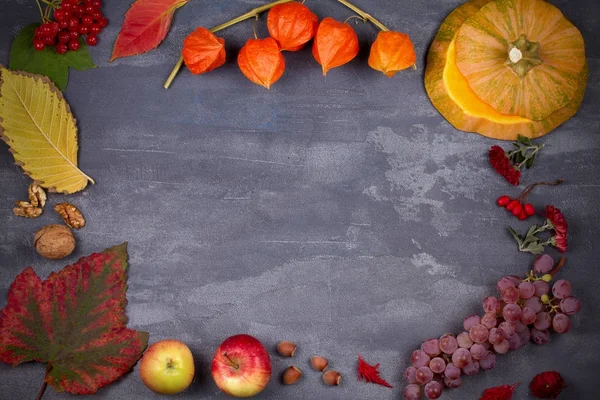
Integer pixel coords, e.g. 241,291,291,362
34,224,75,260
322,370,341,386
311,356,328,372
277,341,297,357
28,184,46,208
55,203,85,229
282,366,302,385
13,201,42,218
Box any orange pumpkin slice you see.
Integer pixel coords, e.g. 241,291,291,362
424,0,588,140
455,0,586,121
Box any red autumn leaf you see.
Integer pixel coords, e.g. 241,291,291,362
110,0,189,61
357,354,393,388
0,243,148,396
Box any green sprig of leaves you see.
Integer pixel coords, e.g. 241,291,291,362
9,24,96,91
508,134,544,170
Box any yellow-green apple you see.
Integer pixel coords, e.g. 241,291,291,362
211,334,272,397
139,339,195,394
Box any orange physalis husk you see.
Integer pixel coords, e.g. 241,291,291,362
238,37,286,89
182,27,226,75
312,17,359,76
368,31,416,77
267,2,319,51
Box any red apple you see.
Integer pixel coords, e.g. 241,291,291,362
211,334,272,397
139,339,195,394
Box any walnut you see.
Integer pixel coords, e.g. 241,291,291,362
28,184,47,208
34,224,76,260
13,201,42,218
54,202,85,229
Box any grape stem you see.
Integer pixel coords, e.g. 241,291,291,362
518,179,565,203
549,256,566,277
163,0,295,89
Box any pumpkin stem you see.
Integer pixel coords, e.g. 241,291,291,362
506,34,542,78
164,0,295,89
337,0,389,31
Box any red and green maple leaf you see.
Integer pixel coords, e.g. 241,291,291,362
0,243,148,397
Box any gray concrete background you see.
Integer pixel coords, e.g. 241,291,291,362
1,0,599,399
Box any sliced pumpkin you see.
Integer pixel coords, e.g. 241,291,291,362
424,0,588,140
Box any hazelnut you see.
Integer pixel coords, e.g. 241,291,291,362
282,366,302,385
311,356,328,372
323,370,342,386
277,341,297,357
322,370,341,386
34,224,75,260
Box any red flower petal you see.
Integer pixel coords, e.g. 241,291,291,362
480,383,518,400
529,371,567,399
489,146,521,186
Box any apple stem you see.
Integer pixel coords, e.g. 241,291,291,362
223,352,240,370
36,364,51,400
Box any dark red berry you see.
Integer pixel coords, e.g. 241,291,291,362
506,199,519,212
60,1,73,10
91,0,101,8
77,24,89,35
70,31,80,39
84,5,95,15
81,15,93,25
85,34,98,46
58,30,71,43
67,17,79,31
511,202,523,217
40,23,53,36
54,8,66,21
34,27,44,39
91,10,102,20
59,20,69,29
524,203,536,216
42,36,56,46
50,22,60,34
89,23,101,35
98,17,108,28
496,195,511,207
33,40,45,51
56,43,69,54
518,210,528,221
68,39,80,51
73,5,85,17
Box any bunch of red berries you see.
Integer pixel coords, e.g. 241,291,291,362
497,195,535,221
32,0,107,54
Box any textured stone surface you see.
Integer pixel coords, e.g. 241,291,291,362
1,0,599,399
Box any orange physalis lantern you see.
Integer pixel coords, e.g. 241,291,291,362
267,2,319,51
312,17,359,76
238,37,286,89
368,31,416,77
182,27,226,75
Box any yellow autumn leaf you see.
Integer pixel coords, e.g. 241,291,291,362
0,66,94,193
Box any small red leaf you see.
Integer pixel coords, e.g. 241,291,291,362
0,243,148,395
357,354,393,388
111,0,189,61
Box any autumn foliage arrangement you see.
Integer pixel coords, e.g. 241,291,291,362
160,0,416,89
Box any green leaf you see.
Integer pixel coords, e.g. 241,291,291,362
525,156,535,169
9,24,96,91
508,227,523,246
517,134,532,146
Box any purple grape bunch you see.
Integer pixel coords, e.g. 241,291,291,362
402,254,581,399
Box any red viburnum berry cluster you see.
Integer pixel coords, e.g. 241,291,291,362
497,195,535,221
32,0,107,54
